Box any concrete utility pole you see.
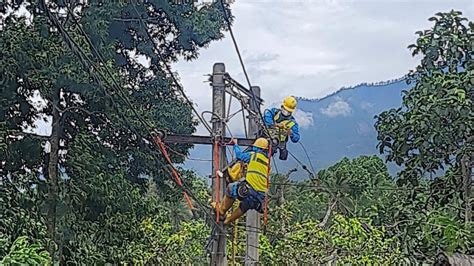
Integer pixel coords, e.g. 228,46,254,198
245,86,261,265
211,63,228,266
158,63,264,265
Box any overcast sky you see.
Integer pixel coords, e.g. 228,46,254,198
173,0,472,134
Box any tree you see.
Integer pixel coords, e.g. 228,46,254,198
260,214,401,264
375,10,473,222
274,156,397,224
0,0,230,263
0,236,51,265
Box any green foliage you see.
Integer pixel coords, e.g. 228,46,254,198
1,3,472,265
0,236,51,265
259,157,403,264
260,214,401,264
274,156,396,223
137,216,210,264
375,10,473,185
264,154,472,264
0,0,228,264
373,10,473,261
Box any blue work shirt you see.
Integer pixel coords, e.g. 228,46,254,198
263,108,300,143
233,144,267,163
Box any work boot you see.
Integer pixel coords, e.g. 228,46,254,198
279,148,288,160
210,201,226,222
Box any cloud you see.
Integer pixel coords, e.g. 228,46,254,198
320,98,352,117
360,101,374,110
174,0,472,112
293,109,314,128
356,121,372,136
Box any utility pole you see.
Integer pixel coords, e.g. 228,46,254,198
245,86,261,265
157,63,264,265
211,63,228,266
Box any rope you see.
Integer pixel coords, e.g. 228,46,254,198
299,141,316,175
288,150,315,178
264,144,273,225
154,137,194,210
227,94,233,122
213,140,221,223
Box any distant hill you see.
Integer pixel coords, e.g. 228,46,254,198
183,78,410,180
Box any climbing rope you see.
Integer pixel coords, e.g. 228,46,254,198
264,144,273,225
213,140,221,223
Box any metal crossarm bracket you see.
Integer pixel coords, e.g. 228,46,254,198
161,133,255,147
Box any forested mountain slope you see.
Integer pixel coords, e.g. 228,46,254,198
185,78,409,178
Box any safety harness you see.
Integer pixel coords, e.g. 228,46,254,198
268,110,296,143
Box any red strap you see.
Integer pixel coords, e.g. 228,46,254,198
264,143,272,225
213,140,221,223
154,136,193,210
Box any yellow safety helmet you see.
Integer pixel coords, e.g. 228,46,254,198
228,162,244,182
282,96,297,112
253,138,269,150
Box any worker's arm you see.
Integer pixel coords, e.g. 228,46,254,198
263,108,277,127
290,121,300,143
233,144,251,163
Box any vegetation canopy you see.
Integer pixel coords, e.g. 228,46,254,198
0,1,472,264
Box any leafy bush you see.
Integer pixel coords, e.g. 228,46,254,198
0,236,51,265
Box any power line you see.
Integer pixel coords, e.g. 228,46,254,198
129,0,213,134
218,0,252,92
288,150,315,178
162,143,213,162
218,0,272,140
269,181,410,192
298,141,316,174
43,3,223,231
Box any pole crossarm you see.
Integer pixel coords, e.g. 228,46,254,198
161,134,256,147
223,74,264,106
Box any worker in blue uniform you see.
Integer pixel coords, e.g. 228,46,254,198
211,138,270,225
263,96,300,160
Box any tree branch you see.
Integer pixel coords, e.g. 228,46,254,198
8,132,50,141
317,200,337,228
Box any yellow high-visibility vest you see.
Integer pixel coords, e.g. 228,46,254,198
246,152,269,192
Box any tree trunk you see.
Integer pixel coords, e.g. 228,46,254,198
461,154,472,224
318,200,336,228
47,87,61,261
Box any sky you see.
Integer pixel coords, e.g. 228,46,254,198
19,0,473,137
173,0,473,134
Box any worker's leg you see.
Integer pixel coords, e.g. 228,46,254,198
279,146,288,160
226,188,262,225
212,182,239,216
224,207,245,225
219,195,235,216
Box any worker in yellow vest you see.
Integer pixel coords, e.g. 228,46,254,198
263,96,300,160
212,138,270,225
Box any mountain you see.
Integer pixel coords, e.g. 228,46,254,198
183,78,411,180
